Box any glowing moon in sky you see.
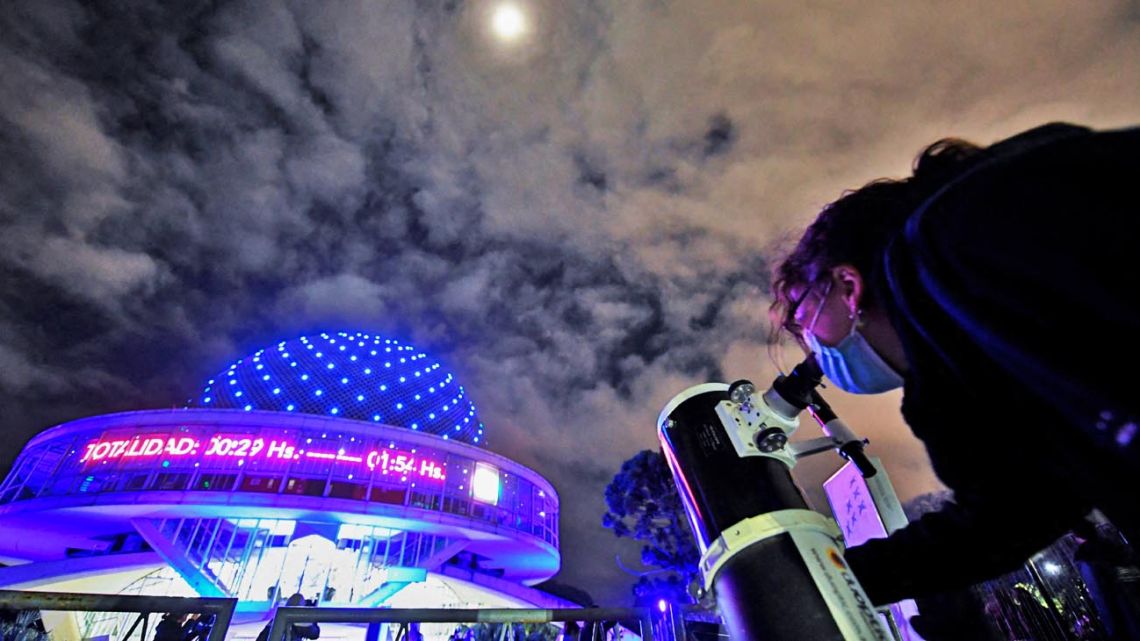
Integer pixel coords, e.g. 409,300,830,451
491,4,527,41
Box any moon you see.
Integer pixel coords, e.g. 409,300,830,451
491,3,527,42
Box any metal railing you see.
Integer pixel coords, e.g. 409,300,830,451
0,591,236,641
266,607,659,641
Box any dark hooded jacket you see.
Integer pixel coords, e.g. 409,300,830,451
844,123,1140,605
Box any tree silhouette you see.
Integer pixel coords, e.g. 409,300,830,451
602,449,700,604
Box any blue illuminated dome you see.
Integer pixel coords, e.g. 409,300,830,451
186,331,485,445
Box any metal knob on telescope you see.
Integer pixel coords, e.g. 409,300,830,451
755,428,788,453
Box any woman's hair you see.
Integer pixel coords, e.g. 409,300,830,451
768,138,983,341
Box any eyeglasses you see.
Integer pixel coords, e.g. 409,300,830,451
781,279,832,340
781,284,815,338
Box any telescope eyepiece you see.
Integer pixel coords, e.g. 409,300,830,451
771,357,824,411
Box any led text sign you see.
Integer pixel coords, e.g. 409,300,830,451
79,431,446,482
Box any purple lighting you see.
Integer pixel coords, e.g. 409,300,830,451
0,331,561,603
77,428,447,482
185,331,484,445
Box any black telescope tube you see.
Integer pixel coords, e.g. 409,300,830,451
660,359,840,640
660,387,810,544
658,357,890,641
660,388,851,640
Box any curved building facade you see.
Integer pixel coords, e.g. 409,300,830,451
186,333,486,445
0,333,564,634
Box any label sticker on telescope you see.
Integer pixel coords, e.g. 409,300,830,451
697,421,728,455
791,530,891,641
824,460,892,547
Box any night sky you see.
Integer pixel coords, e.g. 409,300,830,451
2,1,1139,605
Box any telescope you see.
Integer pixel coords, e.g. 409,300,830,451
657,357,894,641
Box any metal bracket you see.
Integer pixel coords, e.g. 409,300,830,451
713,396,799,468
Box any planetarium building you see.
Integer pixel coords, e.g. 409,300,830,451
0,332,564,637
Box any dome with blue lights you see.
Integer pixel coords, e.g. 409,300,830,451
186,332,485,445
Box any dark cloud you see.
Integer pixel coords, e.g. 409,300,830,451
2,0,1140,605
573,152,608,193
703,113,736,158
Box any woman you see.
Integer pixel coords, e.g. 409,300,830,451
770,122,1140,605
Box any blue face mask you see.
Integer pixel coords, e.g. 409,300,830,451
802,281,903,394
805,327,904,394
